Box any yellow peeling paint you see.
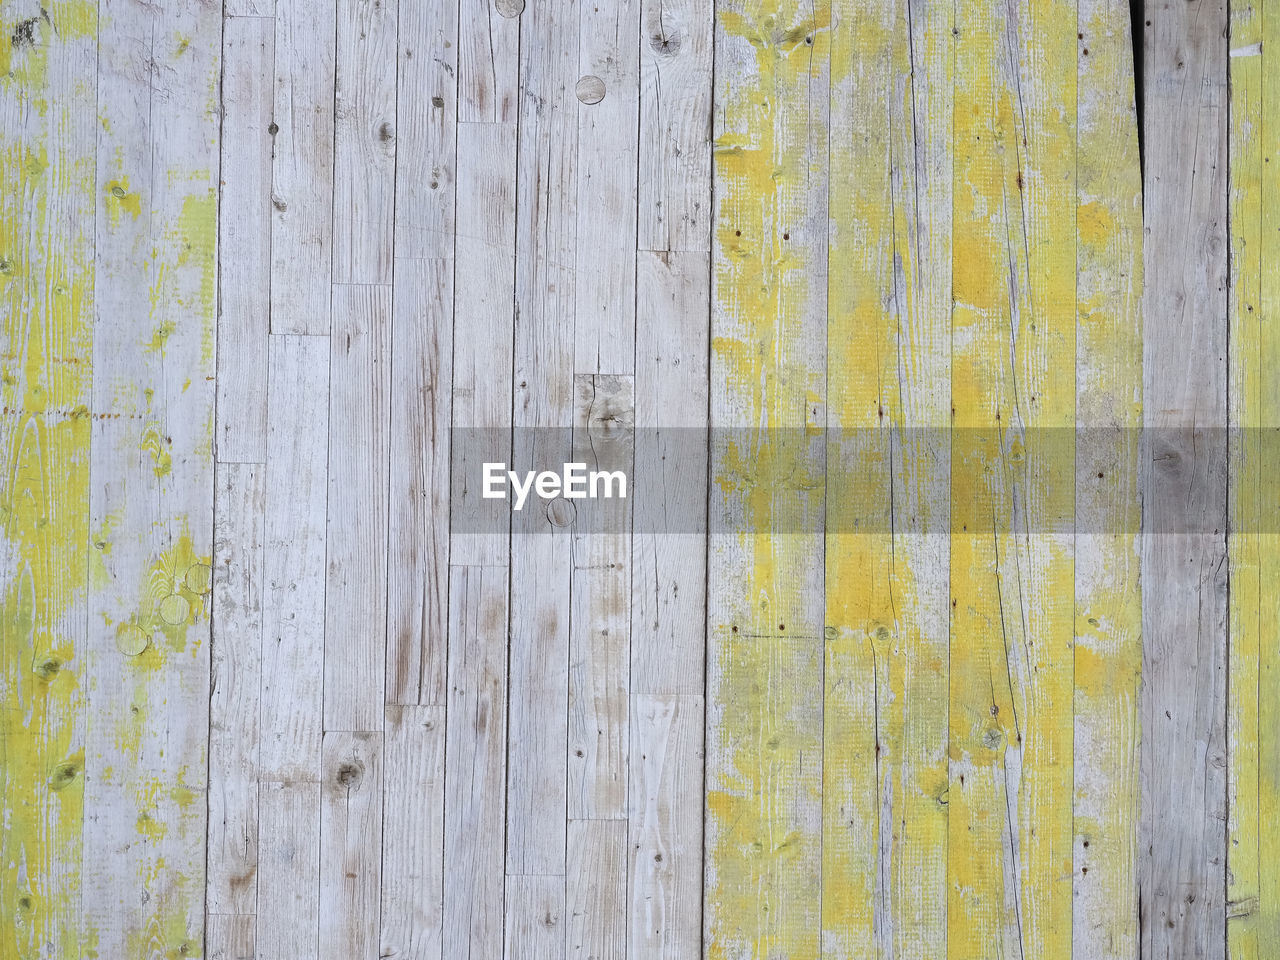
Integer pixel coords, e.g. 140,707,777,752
708,0,830,955
0,3,98,956
948,0,1076,955
1073,1,1143,955
1228,1,1280,955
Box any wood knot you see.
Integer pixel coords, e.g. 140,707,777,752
335,761,363,787
494,0,525,17
649,32,681,55
268,121,279,135
379,121,395,142
575,75,606,105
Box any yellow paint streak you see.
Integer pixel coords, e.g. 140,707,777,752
1073,0,1143,955
708,0,830,955
1229,1,1280,955
948,0,1075,958
822,0,951,954
0,2,98,955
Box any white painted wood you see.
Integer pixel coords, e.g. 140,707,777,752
449,121,516,569
632,250,708,695
270,0,336,334
443,565,509,960
568,375,633,820
628,694,704,960
319,731,384,960
1140,2,1230,958
458,0,519,122
387,262,452,706
207,463,265,919
217,15,273,464
574,0,639,373
505,0,581,890
85,2,220,955
380,704,446,959
504,875,565,960
208,913,257,960
325,284,390,732
638,0,713,251
394,0,457,260
256,780,321,960
260,334,329,781
333,0,398,284
567,820,627,960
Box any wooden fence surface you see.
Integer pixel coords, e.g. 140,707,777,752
0,0,1272,957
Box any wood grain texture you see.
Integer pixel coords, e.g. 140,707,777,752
1140,2,1230,958
9,0,1260,955
1074,0,1143,955
85,1,220,955
706,0,829,952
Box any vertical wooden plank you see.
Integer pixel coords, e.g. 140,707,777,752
319,731,384,960
449,120,515,570
208,914,257,960
575,0,638,373
387,263,452,706
1253,4,1280,945
948,0,1078,956
632,250,708,697
217,16,273,464
380,704,445,959
823,0,952,953
0,2,96,953
207,463,265,922
567,819,627,959
637,0,712,252
628,693,703,959
271,0,337,334
504,875,565,960
257,780,321,960
333,0,397,284
84,1,219,954
324,284,390,732
393,0,457,260
505,0,579,905
706,0,829,952
260,334,329,781
1074,0,1144,955
1228,2,1278,954
443,564,509,960
1140,1,1229,957
568,374,633,820
458,0,519,122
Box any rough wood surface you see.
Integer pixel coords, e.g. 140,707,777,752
3,1,1269,956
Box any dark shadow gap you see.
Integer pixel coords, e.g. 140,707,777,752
1131,0,1145,188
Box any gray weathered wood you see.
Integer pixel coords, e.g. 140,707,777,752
217,16,273,463
325,284,391,731
257,780,321,960
444,564,509,959
333,0,398,284
207,463,264,920
271,0,336,334
1140,2,1230,958
387,262,452,706
319,731,384,960
380,704,446,959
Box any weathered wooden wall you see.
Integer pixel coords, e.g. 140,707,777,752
0,0,1272,957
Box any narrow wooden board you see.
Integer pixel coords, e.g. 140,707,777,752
270,0,337,334
1140,2,1230,957
84,2,220,954
1074,0,1144,955
0,2,97,953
